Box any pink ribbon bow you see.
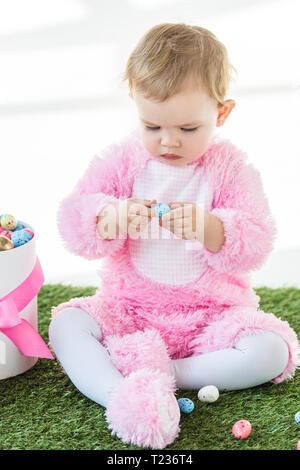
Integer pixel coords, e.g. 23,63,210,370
0,257,54,359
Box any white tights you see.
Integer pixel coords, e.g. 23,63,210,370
48,307,289,408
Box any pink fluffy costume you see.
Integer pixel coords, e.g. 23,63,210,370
51,127,299,448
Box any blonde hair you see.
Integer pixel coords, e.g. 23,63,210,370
121,22,237,106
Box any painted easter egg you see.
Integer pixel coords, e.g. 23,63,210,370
177,398,194,414
11,229,32,247
14,221,27,231
151,203,171,218
0,230,12,239
23,228,34,238
294,411,300,424
232,420,252,439
0,234,14,251
198,385,219,403
1,214,17,231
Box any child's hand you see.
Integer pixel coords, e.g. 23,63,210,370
160,201,205,241
126,198,159,238
97,198,158,240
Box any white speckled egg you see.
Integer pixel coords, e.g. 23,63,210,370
197,385,219,403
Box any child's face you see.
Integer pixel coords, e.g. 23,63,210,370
132,77,234,166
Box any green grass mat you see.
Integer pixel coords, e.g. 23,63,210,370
0,284,299,450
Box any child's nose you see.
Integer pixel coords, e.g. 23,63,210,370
160,134,180,148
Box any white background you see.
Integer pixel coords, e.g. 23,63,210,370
0,0,299,288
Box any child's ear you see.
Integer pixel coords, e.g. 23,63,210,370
217,99,235,126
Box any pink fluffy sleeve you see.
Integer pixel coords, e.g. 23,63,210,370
202,143,277,275
57,142,133,260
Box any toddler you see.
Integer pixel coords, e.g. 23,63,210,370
49,23,299,449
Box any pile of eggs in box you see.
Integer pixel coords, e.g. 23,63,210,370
0,214,34,251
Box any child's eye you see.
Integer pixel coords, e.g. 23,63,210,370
145,126,198,132
181,127,198,132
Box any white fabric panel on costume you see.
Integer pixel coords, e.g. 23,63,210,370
129,158,213,285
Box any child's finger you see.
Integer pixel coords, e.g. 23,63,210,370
128,202,148,214
129,204,158,218
146,199,157,206
168,201,193,208
150,209,159,217
128,216,150,234
162,206,184,220
129,215,142,226
129,198,152,207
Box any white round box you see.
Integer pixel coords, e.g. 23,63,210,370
0,222,39,380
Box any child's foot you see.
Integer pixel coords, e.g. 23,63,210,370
105,367,180,449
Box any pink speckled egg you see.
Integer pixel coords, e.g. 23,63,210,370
297,440,300,450
232,420,252,439
0,230,11,239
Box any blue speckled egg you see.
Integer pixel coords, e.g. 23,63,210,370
11,229,32,247
177,398,194,414
151,203,171,218
294,411,300,424
14,221,27,231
